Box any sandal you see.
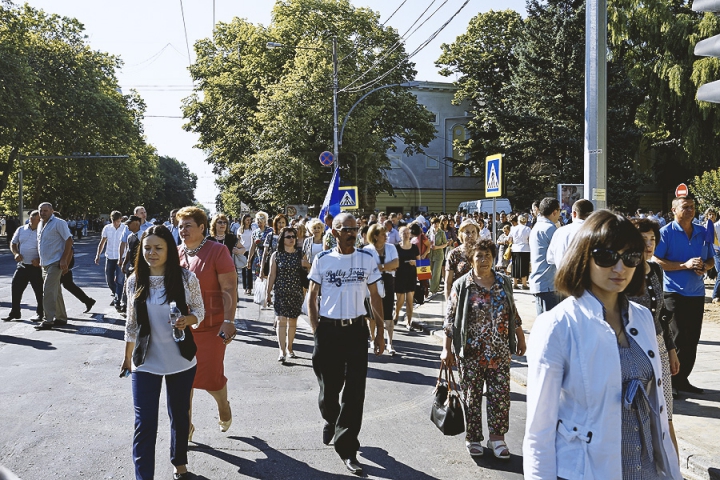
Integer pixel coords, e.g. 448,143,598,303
487,439,510,459
465,441,483,456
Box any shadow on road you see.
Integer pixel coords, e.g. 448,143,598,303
674,390,720,419
0,333,56,350
191,435,358,479
471,451,524,475
359,446,442,479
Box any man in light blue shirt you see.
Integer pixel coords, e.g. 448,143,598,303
653,196,713,395
529,197,561,315
36,202,73,330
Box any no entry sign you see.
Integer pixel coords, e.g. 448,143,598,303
675,183,689,197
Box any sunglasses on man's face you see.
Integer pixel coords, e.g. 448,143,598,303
338,227,359,233
591,248,643,268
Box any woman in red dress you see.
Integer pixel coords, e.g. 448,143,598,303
176,206,237,439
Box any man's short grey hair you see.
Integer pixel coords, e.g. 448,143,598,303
332,212,355,230
38,202,52,210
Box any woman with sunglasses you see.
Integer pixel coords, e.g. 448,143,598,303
524,210,681,480
265,227,310,362
208,214,244,258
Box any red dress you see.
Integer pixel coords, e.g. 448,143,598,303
179,240,235,391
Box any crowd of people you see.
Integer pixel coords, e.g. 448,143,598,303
3,197,712,479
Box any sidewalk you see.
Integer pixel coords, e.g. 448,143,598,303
410,286,720,480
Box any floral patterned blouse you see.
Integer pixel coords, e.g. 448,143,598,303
251,226,274,276
445,245,472,279
444,271,522,368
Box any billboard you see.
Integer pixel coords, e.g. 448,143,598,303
558,184,583,219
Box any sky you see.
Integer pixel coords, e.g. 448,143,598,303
23,0,527,213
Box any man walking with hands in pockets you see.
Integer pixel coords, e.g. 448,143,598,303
307,212,385,475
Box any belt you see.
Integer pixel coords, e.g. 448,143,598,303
319,316,363,327
21,263,40,267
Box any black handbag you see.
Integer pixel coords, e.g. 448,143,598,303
430,362,465,436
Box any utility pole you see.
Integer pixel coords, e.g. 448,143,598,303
584,0,607,210
332,36,340,173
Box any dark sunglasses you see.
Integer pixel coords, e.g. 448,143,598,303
216,221,228,224
284,235,297,240
338,227,359,233
591,248,643,268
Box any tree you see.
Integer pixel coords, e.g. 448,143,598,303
145,156,198,215
182,0,435,214
690,167,720,213
436,1,646,210
0,1,158,215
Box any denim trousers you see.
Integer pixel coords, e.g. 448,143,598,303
712,249,720,299
534,291,560,316
104,258,124,303
132,365,196,480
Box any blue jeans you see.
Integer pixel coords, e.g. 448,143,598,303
132,366,196,480
534,291,560,315
713,250,720,299
105,258,124,305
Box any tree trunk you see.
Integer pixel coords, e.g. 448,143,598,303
0,145,19,204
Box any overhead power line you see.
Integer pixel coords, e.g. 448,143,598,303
343,0,470,94
179,0,192,68
382,0,408,26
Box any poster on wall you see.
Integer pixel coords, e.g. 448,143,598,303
558,184,583,219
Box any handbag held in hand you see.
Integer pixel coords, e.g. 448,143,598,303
430,362,465,436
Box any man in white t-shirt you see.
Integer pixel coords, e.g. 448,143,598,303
95,211,125,308
547,199,594,270
307,212,384,475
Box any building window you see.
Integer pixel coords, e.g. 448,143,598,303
388,155,402,169
451,125,470,176
425,107,439,125
426,155,439,170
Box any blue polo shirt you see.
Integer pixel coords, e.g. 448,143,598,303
655,221,713,296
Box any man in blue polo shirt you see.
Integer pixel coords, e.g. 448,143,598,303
653,196,714,395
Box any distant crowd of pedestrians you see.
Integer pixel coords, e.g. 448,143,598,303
5,198,711,479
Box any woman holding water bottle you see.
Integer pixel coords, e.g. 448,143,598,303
122,225,205,480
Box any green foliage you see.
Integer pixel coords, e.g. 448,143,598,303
145,156,198,215
437,2,646,210
0,1,171,216
182,0,435,215
690,168,720,213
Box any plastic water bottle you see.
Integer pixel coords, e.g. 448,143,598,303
169,301,185,342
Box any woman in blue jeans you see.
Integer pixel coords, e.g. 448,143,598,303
122,226,205,480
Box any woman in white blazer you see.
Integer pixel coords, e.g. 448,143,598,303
523,210,681,480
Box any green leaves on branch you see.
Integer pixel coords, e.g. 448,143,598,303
183,0,435,215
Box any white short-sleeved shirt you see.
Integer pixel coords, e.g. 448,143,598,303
12,225,39,263
362,243,399,277
101,223,124,260
308,248,381,319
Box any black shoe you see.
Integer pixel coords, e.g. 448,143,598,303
173,472,189,479
110,299,117,306
672,388,679,399
2,314,21,322
35,321,55,330
343,457,363,475
53,319,68,326
29,315,42,322
84,298,96,313
322,422,335,445
677,383,704,394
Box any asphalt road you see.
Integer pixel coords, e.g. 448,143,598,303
0,235,527,479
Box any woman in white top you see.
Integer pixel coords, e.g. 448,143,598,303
509,214,531,289
303,218,325,267
238,214,254,295
523,211,681,480
364,223,400,355
122,225,205,480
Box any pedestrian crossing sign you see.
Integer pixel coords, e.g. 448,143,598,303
339,186,359,211
485,154,502,198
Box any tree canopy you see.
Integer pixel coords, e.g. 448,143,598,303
437,0,720,211
0,1,195,216
182,0,436,214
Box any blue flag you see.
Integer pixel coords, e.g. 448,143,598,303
706,218,715,245
319,167,342,221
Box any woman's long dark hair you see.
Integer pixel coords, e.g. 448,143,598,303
133,225,186,304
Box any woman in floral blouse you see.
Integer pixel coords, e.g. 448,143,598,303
246,212,273,281
441,238,526,459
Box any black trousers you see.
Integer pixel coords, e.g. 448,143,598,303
664,293,705,387
10,264,43,317
312,318,368,459
61,270,93,304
